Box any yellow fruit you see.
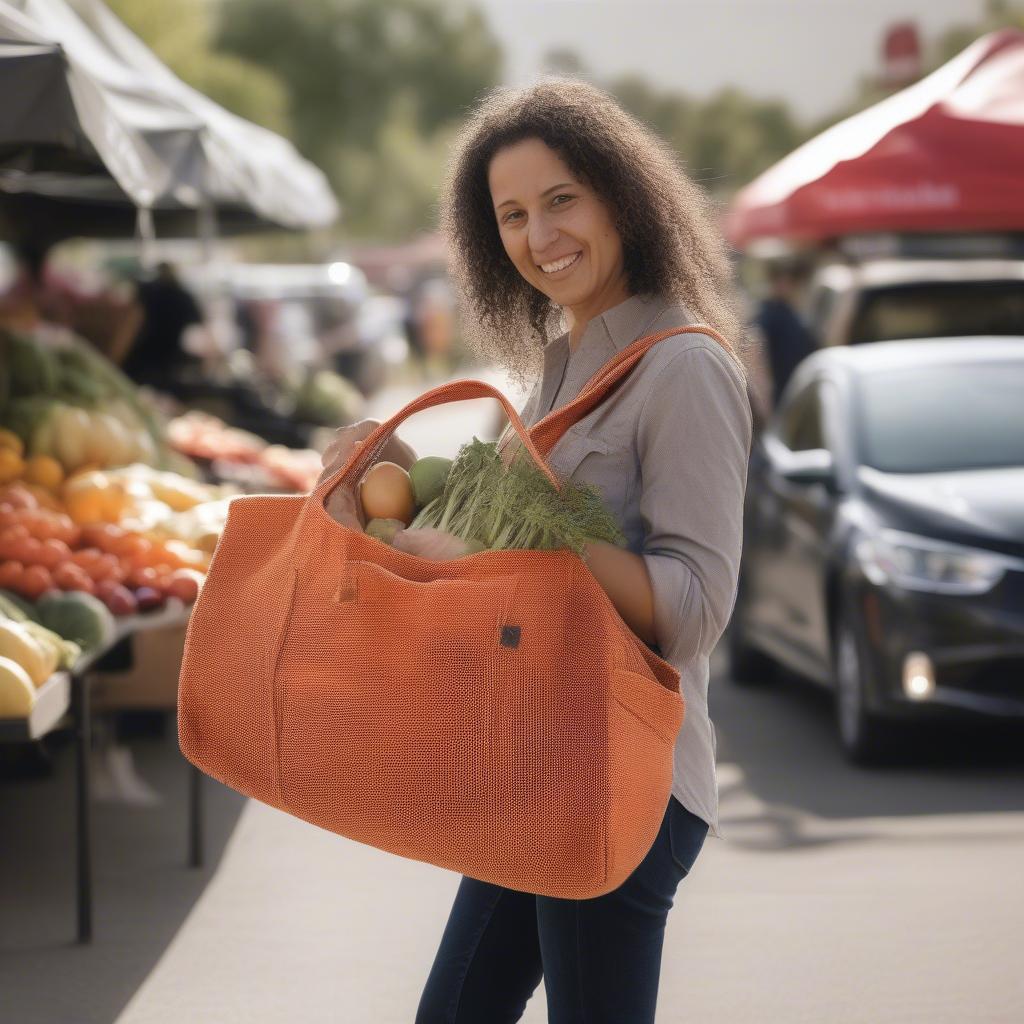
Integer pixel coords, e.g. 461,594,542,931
358,462,416,526
23,454,65,491
0,428,24,457
0,447,25,484
62,471,133,524
0,620,50,686
0,656,35,717
52,406,92,471
20,622,61,681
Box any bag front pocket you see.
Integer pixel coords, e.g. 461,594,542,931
609,667,685,746
274,560,518,833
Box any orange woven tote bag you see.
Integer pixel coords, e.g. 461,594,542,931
178,326,720,898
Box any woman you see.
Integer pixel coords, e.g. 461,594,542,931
319,78,752,1023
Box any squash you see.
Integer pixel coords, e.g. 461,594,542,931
38,591,116,653
0,656,35,717
0,619,50,685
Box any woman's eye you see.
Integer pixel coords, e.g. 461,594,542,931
503,210,523,224
552,194,575,207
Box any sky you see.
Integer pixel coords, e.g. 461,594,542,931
473,0,988,126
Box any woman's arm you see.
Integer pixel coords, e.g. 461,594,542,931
629,343,752,660
581,540,657,647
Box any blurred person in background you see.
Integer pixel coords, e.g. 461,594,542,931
0,241,77,329
753,258,819,407
120,262,210,388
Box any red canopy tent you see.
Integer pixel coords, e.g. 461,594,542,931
724,29,1024,251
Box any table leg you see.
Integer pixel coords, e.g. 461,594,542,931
72,672,93,944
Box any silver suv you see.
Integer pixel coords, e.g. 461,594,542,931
805,258,1024,348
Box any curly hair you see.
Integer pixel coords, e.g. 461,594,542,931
439,77,749,391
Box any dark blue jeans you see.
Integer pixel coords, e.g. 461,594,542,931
415,796,709,1024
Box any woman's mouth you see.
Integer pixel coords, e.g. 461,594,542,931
538,251,582,275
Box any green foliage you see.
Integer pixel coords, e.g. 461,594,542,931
215,0,503,239
933,0,1024,64
540,51,804,200
103,0,290,134
409,437,626,554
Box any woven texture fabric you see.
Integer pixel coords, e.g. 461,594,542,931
178,328,708,898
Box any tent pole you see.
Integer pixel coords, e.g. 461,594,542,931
135,205,156,270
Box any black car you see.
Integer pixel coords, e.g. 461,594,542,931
728,337,1024,763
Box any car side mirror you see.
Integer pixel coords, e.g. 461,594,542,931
779,448,838,491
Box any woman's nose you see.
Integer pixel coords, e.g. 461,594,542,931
527,212,559,255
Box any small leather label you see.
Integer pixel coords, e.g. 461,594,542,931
500,625,521,648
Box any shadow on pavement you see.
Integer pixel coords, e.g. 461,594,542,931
710,647,1024,851
0,716,248,1024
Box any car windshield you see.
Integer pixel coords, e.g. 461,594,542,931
856,361,1024,473
849,281,1024,342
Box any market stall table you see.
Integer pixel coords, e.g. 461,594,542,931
0,597,198,944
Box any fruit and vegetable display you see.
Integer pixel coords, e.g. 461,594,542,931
0,479,212,608
356,437,625,556
0,461,234,716
0,328,171,475
167,410,323,492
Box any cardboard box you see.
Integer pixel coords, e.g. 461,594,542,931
89,621,187,711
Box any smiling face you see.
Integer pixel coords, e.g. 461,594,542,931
488,137,630,337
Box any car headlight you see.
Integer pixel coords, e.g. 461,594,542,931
854,529,1023,595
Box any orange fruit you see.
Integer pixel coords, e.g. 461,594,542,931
0,447,25,484
22,455,64,491
0,429,24,457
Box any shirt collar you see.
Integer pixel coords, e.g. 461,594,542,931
543,291,693,366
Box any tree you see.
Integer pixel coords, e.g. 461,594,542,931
536,49,803,201
215,0,503,238
102,0,290,134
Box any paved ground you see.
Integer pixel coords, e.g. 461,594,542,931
3,650,1022,1024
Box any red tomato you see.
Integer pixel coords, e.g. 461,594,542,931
0,560,25,590
133,586,165,612
110,533,147,559
53,561,95,594
24,513,58,541
71,548,104,575
96,582,137,616
0,504,18,530
19,565,54,601
80,523,125,552
0,485,37,510
90,553,123,583
7,537,43,565
36,538,72,570
165,569,202,604
51,515,80,547
126,565,159,589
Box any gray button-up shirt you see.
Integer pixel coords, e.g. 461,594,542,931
516,292,752,841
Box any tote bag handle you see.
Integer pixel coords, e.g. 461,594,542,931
311,378,563,509
502,324,731,459
313,323,731,507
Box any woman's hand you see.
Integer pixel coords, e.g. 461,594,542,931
391,527,472,560
319,420,384,529
317,419,419,529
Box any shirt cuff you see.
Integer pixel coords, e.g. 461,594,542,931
641,550,705,664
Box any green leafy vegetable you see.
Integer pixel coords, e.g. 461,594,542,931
409,437,625,554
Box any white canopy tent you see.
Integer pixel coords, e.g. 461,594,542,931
0,0,338,243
